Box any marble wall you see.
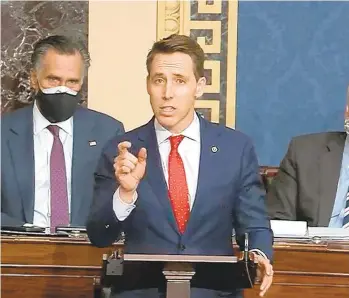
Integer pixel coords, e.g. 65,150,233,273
1,1,88,112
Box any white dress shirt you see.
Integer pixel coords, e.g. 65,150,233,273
156,116,201,207
32,101,73,227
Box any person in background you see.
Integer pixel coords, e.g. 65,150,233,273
267,102,349,228
87,34,273,298
1,35,125,229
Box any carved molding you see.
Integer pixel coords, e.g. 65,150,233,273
157,0,183,40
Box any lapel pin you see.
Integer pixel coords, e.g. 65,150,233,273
211,146,218,153
89,140,97,147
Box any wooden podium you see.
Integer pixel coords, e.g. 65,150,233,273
121,254,255,298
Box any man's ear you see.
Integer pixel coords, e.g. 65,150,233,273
30,70,39,92
195,77,206,98
146,75,151,95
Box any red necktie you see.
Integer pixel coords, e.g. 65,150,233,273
168,135,190,234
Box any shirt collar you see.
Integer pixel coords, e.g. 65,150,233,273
154,112,201,145
33,100,73,136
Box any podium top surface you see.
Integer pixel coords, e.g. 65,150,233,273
1,235,348,252
123,254,238,263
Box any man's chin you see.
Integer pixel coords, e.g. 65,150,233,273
157,117,175,128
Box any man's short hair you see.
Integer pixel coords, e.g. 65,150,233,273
146,34,205,80
31,35,90,75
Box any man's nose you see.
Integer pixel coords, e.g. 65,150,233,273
164,83,174,100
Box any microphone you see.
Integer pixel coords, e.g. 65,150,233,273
244,232,249,262
243,232,254,287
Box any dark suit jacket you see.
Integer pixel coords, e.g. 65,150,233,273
1,105,125,227
267,132,346,227
87,116,273,298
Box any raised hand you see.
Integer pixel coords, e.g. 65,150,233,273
114,141,147,203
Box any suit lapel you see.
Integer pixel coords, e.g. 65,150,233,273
318,133,346,226
7,106,35,223
138,120,179,233
71,107,96,224
184,117,220,235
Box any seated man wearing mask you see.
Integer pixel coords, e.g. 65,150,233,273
1,35,125,229
267,102,349,228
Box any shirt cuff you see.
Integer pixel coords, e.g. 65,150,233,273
112,187,138,221
249,249,268,260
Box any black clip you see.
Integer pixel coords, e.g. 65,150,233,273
101,250,124,287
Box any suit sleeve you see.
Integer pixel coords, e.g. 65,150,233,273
86,138,124,247
1,212,25,227
267,139,298,221
1,187,26,227
233,139,273,261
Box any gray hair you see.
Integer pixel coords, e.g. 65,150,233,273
31,35,90,78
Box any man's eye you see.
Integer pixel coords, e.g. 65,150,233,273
176,79,185,84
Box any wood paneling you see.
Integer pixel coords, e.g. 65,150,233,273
1,236,349,298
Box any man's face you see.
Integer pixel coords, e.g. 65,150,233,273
147,52,206,134
30,49,84,92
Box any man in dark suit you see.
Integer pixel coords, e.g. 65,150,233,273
87,34,273,298
1,35,124,228
267,131,349,228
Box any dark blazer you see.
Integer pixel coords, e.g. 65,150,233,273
1,105,125,227
267,132,346,227
87,116,273,298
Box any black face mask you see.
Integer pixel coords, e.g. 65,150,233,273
36,89,80,123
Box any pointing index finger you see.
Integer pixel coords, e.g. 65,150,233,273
118,141,132,155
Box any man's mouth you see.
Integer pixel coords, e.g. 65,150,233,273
160,106,176,113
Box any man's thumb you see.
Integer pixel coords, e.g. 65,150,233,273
138,148,147,163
